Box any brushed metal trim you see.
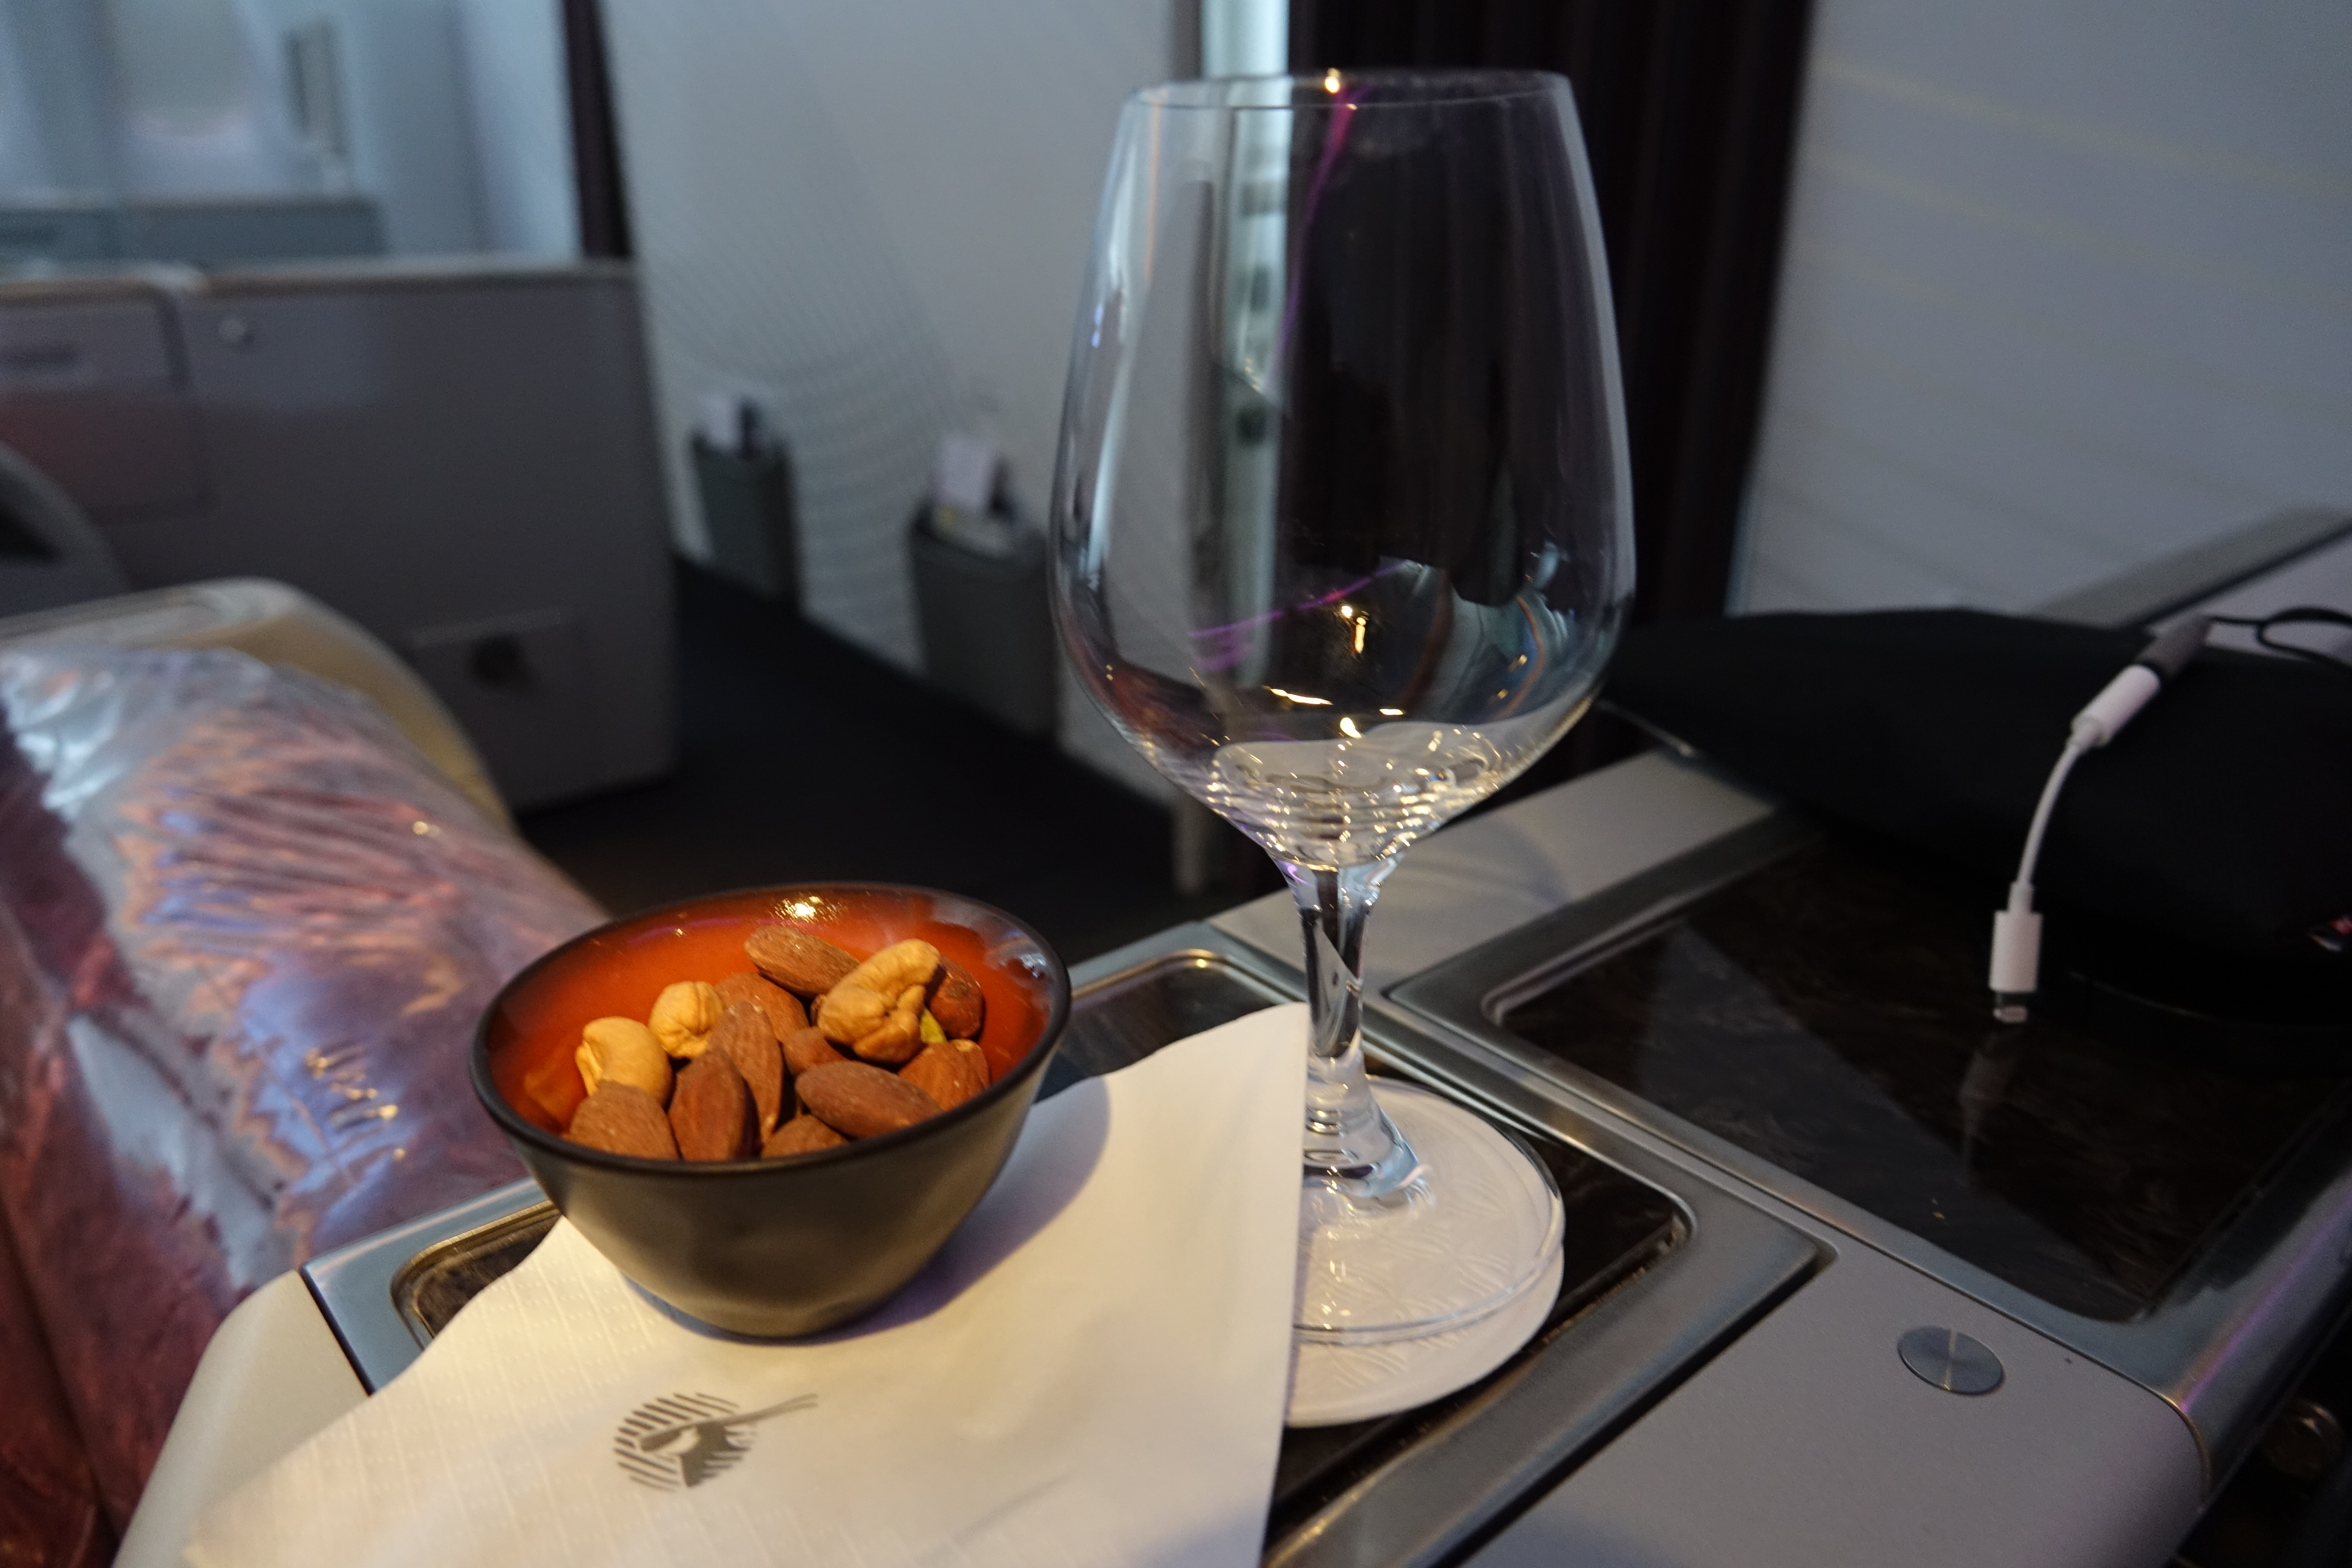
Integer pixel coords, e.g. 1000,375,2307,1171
2034,506,2352,629
1388,820,2352,1491
1270,1163,1814,1568
1073,927,1824,1568
390,1203,561,1345
302,1178,546,1393
301,923,1822,1566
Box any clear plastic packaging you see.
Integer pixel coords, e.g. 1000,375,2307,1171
0,645,602,1523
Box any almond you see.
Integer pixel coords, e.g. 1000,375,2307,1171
929,957,987,1040
566,1083,679,1160
745,926,860,996
779,1025,847,1079
708,1001,788,1137
900,1037,989,1111
714,970,805,1039
763,1115,848,1158
669,1052,756,1161
797,1060,941,1139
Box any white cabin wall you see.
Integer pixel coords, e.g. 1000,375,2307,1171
598,0,1189,795
1736,0,2352,615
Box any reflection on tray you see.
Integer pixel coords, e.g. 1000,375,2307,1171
1501,837,2350,1320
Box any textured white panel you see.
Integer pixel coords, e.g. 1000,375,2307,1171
102,0,314,198
601,0,1179,685
1739,0,2352,615
453,0,577,257
250,0,492,253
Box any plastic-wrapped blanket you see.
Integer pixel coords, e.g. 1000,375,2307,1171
0,645,603,1531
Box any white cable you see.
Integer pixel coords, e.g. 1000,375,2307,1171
1987,618,2211,1022
2013,731,2089,892
1988,734,2085,1011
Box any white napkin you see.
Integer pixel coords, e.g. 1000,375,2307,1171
188,1005,1309,1568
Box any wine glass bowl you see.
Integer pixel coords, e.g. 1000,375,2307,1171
1053,70,1632,1413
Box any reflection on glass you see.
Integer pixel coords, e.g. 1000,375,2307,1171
0,0,576,269
1053,71,1632,1371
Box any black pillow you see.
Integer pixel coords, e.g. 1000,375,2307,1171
1606,610,2352,975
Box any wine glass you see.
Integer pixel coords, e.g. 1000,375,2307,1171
1050,70,1632,1412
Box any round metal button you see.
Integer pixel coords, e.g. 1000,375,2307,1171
2261,1397,2344,1481
1897,1326,2004,1395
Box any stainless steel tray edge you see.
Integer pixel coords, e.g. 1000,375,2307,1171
303,1177,548,1392
1273,1160,1814,1568
1143,929,1825,1568
302,922,1825,1568
1383,818,2352,1491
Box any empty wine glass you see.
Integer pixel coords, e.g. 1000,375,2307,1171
1051,70,1632,1410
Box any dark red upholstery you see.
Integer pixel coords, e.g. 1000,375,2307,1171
0,1217,109,1566
0,647,602,1534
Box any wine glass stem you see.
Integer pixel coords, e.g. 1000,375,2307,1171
1281,859,1422,1198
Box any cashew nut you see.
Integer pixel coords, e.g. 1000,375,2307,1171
577,1017,673,1103
649,980,724,1057
817,939,941,1064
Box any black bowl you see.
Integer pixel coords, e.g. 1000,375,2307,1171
471,884,1068,1336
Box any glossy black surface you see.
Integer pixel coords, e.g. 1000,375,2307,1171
1050,965,1685,1536
1039,953,1295,1099
1502,836,2352,1320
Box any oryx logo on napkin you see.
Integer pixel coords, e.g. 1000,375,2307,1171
612,1393,816,1491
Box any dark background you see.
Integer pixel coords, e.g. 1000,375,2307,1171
1293,0,1814,804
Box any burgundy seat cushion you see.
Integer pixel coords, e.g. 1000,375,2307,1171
0,645,603,1528
0,1220,108,1566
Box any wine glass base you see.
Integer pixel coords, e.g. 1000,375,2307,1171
1287,1081,1564,1423
1289,1246,1563,1426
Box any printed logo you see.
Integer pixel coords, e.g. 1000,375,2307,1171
613,1392,816,1491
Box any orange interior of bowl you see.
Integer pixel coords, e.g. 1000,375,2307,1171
486,889,1057,1134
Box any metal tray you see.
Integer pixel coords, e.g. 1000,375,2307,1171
1390,815,2352,1489
304,923,1816,1567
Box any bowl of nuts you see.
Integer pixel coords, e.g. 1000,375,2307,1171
471,884,1070,1336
